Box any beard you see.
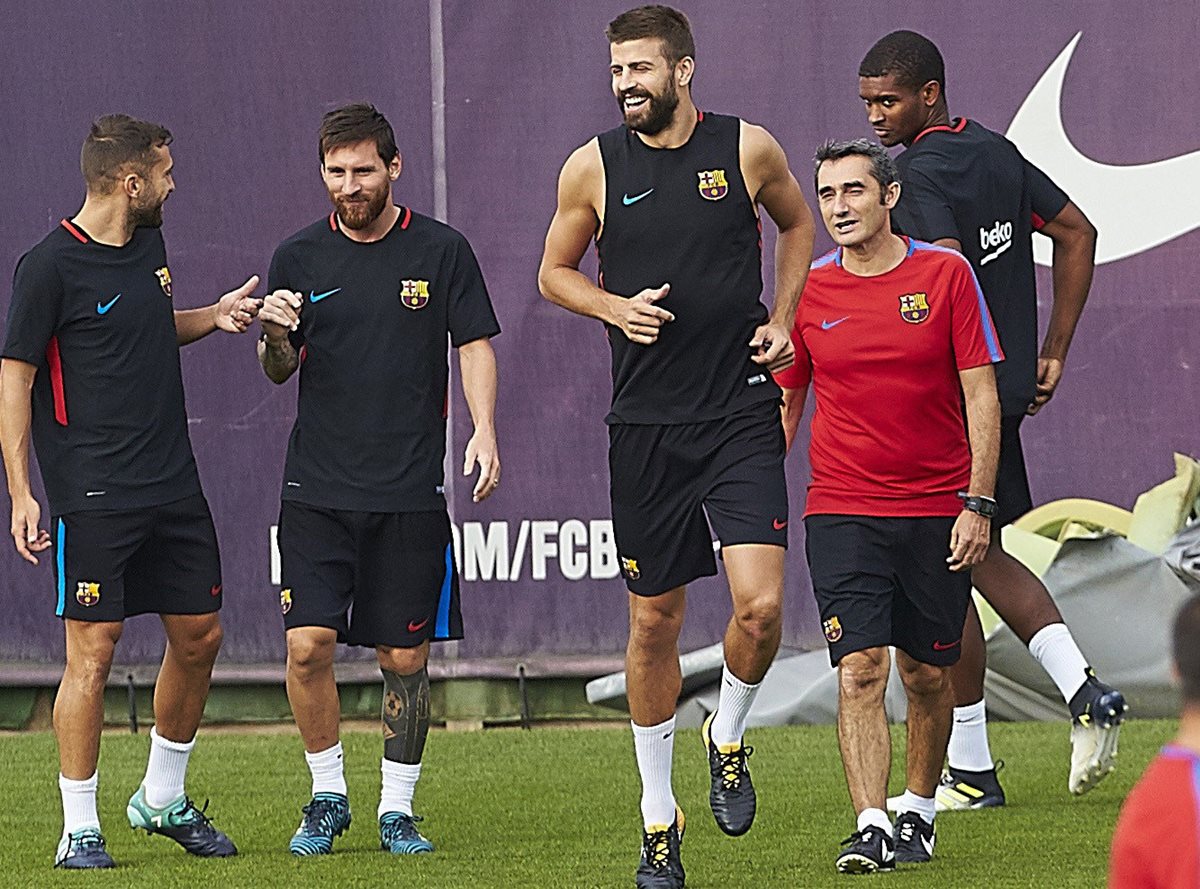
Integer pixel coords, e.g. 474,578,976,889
619,81,680,136
334,187,390,230
130,195,165,229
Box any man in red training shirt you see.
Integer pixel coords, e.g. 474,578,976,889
1109,594,1200,888
777,138,1002,873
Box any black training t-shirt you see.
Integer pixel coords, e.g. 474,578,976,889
2,220,201,514
268,208,500,513
596,111,778,425
891,119,1070,415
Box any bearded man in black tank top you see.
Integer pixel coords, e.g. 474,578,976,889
538,7,815,887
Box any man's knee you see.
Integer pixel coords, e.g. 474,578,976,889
287,629,337,677
898,658,950,698
731,592,782,646
377,644,428,676
838,648,889,698
170,618,223,668
628,593,685,649
65,621,121,688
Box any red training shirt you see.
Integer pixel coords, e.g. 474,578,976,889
775,238,1002,517
1109,745,1200,889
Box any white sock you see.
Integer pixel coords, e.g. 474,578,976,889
141,726,195,808
857,807,892,836
710,663,761,747
947,700,995,772
894,790,936,825
306,742,347,797
632,717,677,828
379,759,421,818
60,772,100,836
1028,623,1089,701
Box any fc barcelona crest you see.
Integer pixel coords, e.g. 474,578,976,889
899,292,930,324
823,615,843,643
697,169,728,201
620,556,641,581
155,266,172,299
401,279,430,310
76,581,101,607
280,588,293,615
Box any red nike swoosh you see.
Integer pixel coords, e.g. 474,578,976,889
773,519,788,530
408,618,430,633
933,639,961,651
210,584,222,597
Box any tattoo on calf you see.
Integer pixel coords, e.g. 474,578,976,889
382,667,431,764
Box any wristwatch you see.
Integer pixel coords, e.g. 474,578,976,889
958,492,998,518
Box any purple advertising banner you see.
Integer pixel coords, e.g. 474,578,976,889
1,1,1195,669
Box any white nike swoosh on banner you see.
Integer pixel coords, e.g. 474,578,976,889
1006,32,1200,266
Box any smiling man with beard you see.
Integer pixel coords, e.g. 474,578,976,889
538,7,814,887
258,104,501,859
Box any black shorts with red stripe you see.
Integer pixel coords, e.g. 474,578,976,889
608,399,788,597
805,514,972,667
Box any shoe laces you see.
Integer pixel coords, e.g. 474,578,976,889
173,797,214,827
715,745,754,790
381,813,424,845
642,825,674,870
73,828,107,851
896,817,917,843
841,827,873,847
301,797,345,833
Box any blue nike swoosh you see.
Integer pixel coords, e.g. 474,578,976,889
821,316,850,330
309,288,341,303
623,189,654,205
96,294,121,314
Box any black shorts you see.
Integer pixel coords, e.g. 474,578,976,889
52,493,222,622
805,514,972,667
609,400,788,597
995,414,1033,528
278,502,463,648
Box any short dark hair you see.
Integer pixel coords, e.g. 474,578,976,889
1175,595,1200,702
859,30,945,94
813,139,899,199
80,114,172,193
606,5,695,65
318,103,398,166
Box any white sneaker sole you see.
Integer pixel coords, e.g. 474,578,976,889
1069,721,1121,795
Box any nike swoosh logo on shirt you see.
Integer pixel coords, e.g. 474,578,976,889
96,294,121,314
821,316,849,330
623,189,654,205
309,288,342,303
1007,32,1200,265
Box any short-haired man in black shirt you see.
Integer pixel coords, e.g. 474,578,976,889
258,103,501,858
858,30,1127,810
538,6,815,887
0,114,261,869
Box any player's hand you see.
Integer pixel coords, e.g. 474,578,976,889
259,289,304,344
10,493,51,565
614,284,674,345
947,510,990,571
1027,357,1063,415
749,321,795,372
464,427,500,502
214,275,262,334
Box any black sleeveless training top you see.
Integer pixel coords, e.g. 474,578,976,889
596,111,779,425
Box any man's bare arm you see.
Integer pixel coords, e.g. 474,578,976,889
256,289,303,384
948,363,1001,571
458,337,500,503
174,275,261,346
740,123,815,371
780,384,809,454
1029,201,1096,414
0,358,50,564
537,140,675,344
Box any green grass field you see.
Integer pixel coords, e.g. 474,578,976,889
1,718,1171,887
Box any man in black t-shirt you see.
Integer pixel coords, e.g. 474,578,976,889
0,115,261,869
538,7,815,887
858,31,1127,810
258,104,500,859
